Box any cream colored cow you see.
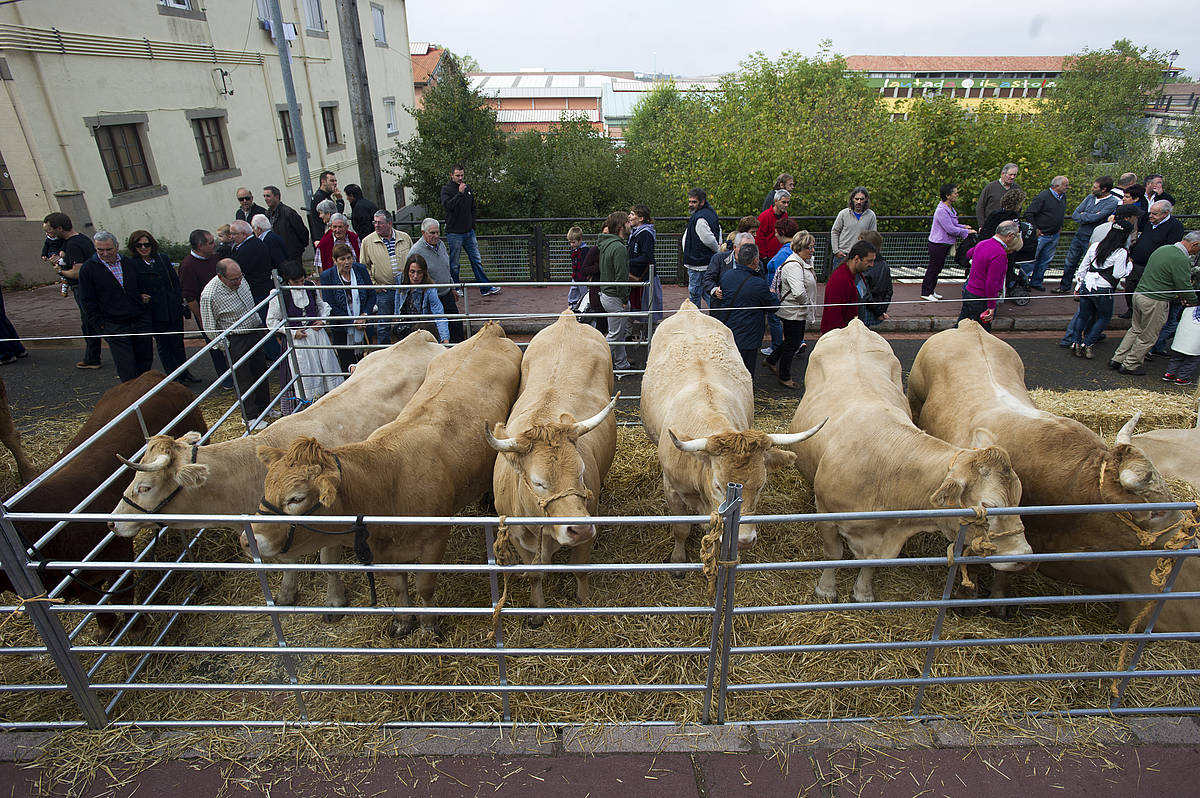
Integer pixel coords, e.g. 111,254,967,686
250,321,522,638
790,319,1031,603
641,300,823,565
488,311,617,623
908,320,1192,631
110,331,444,617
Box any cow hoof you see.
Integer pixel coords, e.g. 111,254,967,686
813,589,836,603
322,612,345,624
422,622,445,641
988,605,1015,621
525,614,547,629
388,618,417,638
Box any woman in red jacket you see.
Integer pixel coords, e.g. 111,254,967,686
819,240,877,335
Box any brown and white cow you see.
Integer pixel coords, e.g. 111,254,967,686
3,372,206,639
488,310,617,623
1129,398,1200,495
790,320,1031,603
109,331,444,617
907,320,1193,630
249,321,522,637
641,300,823,565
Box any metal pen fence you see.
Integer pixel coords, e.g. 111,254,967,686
1,295,1197,731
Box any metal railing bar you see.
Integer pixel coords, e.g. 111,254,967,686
727,669,1200,692
84,682,709,694
65,644,714,657
48,603,719,617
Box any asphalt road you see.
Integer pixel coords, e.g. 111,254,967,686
2,331,1189,434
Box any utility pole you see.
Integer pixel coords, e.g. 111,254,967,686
334,0,385,206
266,0,314,211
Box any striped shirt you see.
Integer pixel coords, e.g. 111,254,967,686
199,275,260,339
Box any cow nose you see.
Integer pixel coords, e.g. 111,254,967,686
737,524,757,550
556,523,596,546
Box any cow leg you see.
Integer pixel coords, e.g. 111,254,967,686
663,487,692,574
569,536,594,605
814,522,843,602
411,531,449,639
523,529,549,628
986,568,1014,619
276,569,299,606
321,546,348,623
850,532,910,604
386,572,415,637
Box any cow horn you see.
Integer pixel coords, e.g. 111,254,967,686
1116,411,1142,445
669,429,708,453
116,453,170,472
574,392,620,436
766,417,828,447
484,422,521,453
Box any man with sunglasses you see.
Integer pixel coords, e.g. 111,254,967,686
234,187,267,224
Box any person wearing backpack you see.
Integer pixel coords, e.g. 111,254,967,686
1059,218,1134,359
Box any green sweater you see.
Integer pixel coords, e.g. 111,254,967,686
597,232,630,301
1137,243,1198,304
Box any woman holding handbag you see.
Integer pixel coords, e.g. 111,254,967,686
765,231,817,389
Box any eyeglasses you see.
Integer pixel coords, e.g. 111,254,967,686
237,196,253,202
134,241,152,248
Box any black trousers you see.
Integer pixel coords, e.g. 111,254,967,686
440,291,468,343
957,287,993,332
152,318,187,377
102,319,153,383
227,332,271,420
766,318,806,381
738,347,758,377
71,286,102,365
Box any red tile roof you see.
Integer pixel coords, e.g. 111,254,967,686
845,55,1066,73
412,47,445,86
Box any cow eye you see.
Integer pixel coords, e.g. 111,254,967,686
286,496,305,506
531,479,549,491
137,484,151,494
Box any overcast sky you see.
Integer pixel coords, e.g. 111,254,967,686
407,1,1197,80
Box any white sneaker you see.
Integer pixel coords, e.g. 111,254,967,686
248,419,269,432
921,294,939,302
933,292,944,300
760,346,773,355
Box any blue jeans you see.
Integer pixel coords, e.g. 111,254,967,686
374,288,396,344
766,294,783,351
1026,232,1059,288
1063,289,1114,347
1058,231,1091,289
687,268,705,308
446,230,492,292
1153,301,1184,353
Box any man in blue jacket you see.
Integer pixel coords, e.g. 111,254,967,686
1054,176,1119,293
718,243,778,376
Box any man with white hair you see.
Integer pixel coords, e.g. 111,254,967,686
250,213,287,268
230,219,274,303
1111,232,1200,376
409,217,465,342
200,259,271,430
1121,199,1185,318
360,209,413,344
77,231,152,382
958,219,1023,331
315,212,359,272
975,163,1021,225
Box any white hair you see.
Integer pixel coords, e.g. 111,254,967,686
316,199,337,215
734,231,755,247
1152,200,1173,215
421,217,440,233
230,220,252,236
250,214,271,233
330,213,349,225
93,231,119,247
774,189,791,202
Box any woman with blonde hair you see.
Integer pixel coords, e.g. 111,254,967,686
765,230,817,389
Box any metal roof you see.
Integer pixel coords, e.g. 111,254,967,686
495,109,600,123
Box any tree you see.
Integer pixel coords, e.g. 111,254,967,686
1042,40,1168,162
386,53,505,213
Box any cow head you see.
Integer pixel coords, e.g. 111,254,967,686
1105,411,1181,536
669,419,826,549
930,429,1032,570
486,396,616,547
110,431,209,537
245,436,345,558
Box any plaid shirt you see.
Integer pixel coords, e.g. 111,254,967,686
199,275,260,341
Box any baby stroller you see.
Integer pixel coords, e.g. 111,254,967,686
1005,261,1032,306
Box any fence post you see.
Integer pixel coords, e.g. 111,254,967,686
714,483,743,725
532,223,547,282
0,509,108,729
484,522,512,723
912,522,968,716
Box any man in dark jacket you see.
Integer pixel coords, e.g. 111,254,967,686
309,170,344,245
1023,175,1069,290
1121,199,1185,317
77,231,152,382
440,164,498,296
683,187,721,307
596,211,631,371
250,214,288,268
263,185,309,261
704,232,755,309
230,221,274,304
718,243,777,376
344,183,379,241
235,187,268,223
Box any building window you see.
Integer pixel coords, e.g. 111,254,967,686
0,149,24,217
192,116,231,174
159,0,192,8
95,123,152,194
279,110,296,156
383,97,397,134
370,4,386,45
303,0,324,32
321,104,340,148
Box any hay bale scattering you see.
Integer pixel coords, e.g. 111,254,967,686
0,390,1196,731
